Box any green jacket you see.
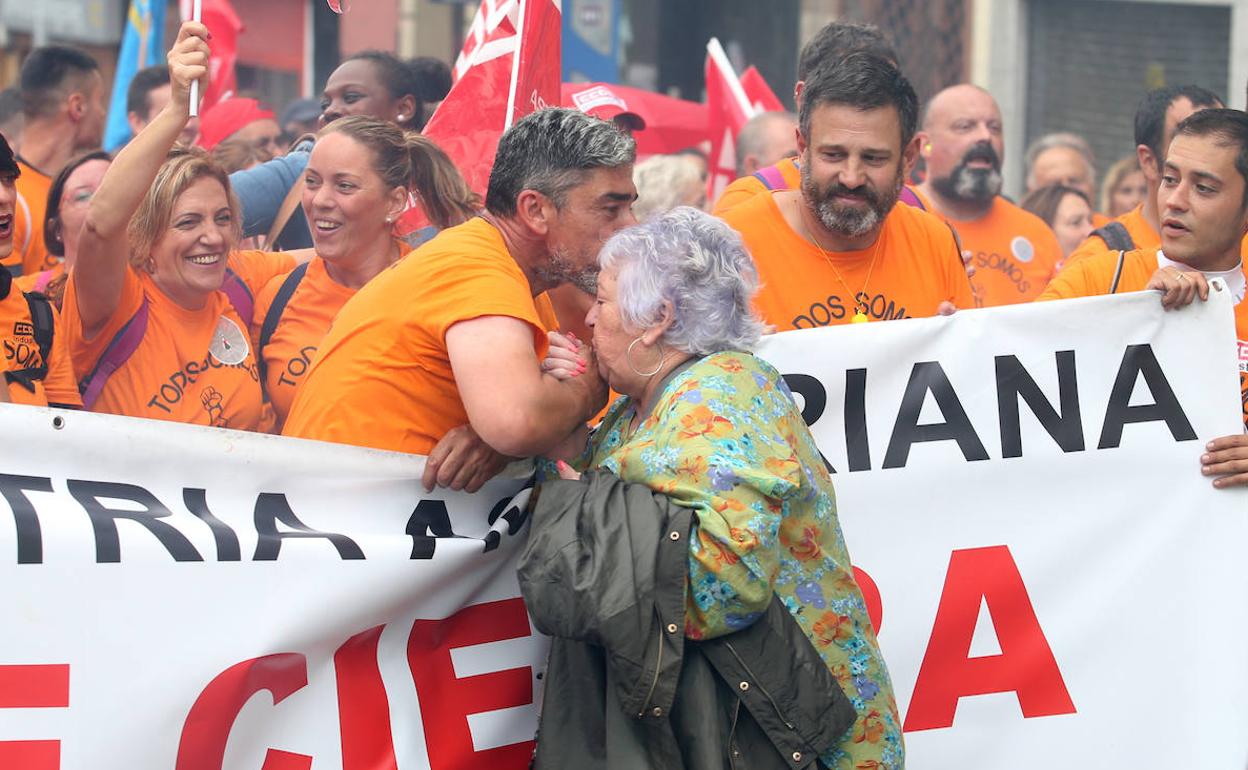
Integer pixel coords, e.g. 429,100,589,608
519,471,856,769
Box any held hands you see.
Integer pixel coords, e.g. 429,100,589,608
167,22,211,113
1145,266,1210,310
541,331,588,380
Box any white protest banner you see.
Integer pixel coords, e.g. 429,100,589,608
0,413,546,769
2,287,1245,769
757,286,1248,767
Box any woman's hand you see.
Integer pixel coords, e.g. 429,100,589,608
167,21,211,113
541,331,587,380
554,460,581,481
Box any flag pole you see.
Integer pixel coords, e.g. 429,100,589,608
503,0,527,131
189,0,203,117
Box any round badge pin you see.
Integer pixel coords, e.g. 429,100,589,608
209,316,249,365
1011,236,1035,263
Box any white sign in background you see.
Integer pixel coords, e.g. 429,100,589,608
758,286,1248,768
0,287,1244,768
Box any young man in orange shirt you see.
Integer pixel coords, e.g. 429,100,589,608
719,53,972,332
917,84,1062,306
1065,85,1223,265
7,46,106,278
1039,108,1248,486
284,109,632,487
0,134,79,408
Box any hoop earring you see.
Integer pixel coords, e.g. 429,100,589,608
626,337,664,378
143,257,156,274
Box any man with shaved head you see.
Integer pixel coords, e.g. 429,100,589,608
918,84,1062,306
735,111,799,178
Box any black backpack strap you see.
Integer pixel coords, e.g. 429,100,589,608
1093,221,1134,252
5,291,55,393
257,261,310,386
1108,250,1127,294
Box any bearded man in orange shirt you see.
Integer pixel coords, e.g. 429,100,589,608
285,109,634,490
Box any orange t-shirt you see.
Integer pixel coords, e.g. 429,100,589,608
60,249,292,430
936,196,1062,307
1091,212,1112,229
1038,247,1248,428
719,191,974,331
1,278,80,407
713,157,802,216
15,159,53,275
283,217,553,455
15,264,65,295
252,257,358,431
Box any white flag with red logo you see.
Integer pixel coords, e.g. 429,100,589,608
179,0,242,112
399,0,561,238
705,38,758,204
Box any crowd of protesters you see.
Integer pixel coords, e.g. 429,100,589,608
0,14,1246,770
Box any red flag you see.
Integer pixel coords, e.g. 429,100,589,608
399,0,560,237
181,0,242,112
740,66,785,113
705,38,757,203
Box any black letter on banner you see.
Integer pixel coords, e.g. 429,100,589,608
183,489,241,561
995,351,1085,458
1098,344,1197,449
844,368,871,472
783,373,837,473
883,361,990,469
406,499,460,560
0,474,53,564
252,493,365,561
67,480,203,563
483,478,537,552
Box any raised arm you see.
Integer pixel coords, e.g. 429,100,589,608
75,22,208,338
447,315,607,458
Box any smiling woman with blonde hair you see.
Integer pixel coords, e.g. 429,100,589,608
62,22,293,428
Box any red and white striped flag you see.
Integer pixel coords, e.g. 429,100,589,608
705,38,759,204
398,0,561,237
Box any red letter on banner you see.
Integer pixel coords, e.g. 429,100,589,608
903,546,1076,732
335,625,397,769
853,566,883,634
0,664,69,770
175,653,312,770
408,598,536,768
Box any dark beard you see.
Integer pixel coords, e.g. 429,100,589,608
800,160,902,238
931,142,1003,204
537,247,599,294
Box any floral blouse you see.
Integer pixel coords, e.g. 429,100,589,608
585,351,904,770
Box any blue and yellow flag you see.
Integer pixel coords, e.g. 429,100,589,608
104,0,167,152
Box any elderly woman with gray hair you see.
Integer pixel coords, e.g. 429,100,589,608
519,207,902,769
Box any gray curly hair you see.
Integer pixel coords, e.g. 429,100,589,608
599,207,765,354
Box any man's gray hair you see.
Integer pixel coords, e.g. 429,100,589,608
599,207,766,355
485,107,636,216
1023,131,1095,188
